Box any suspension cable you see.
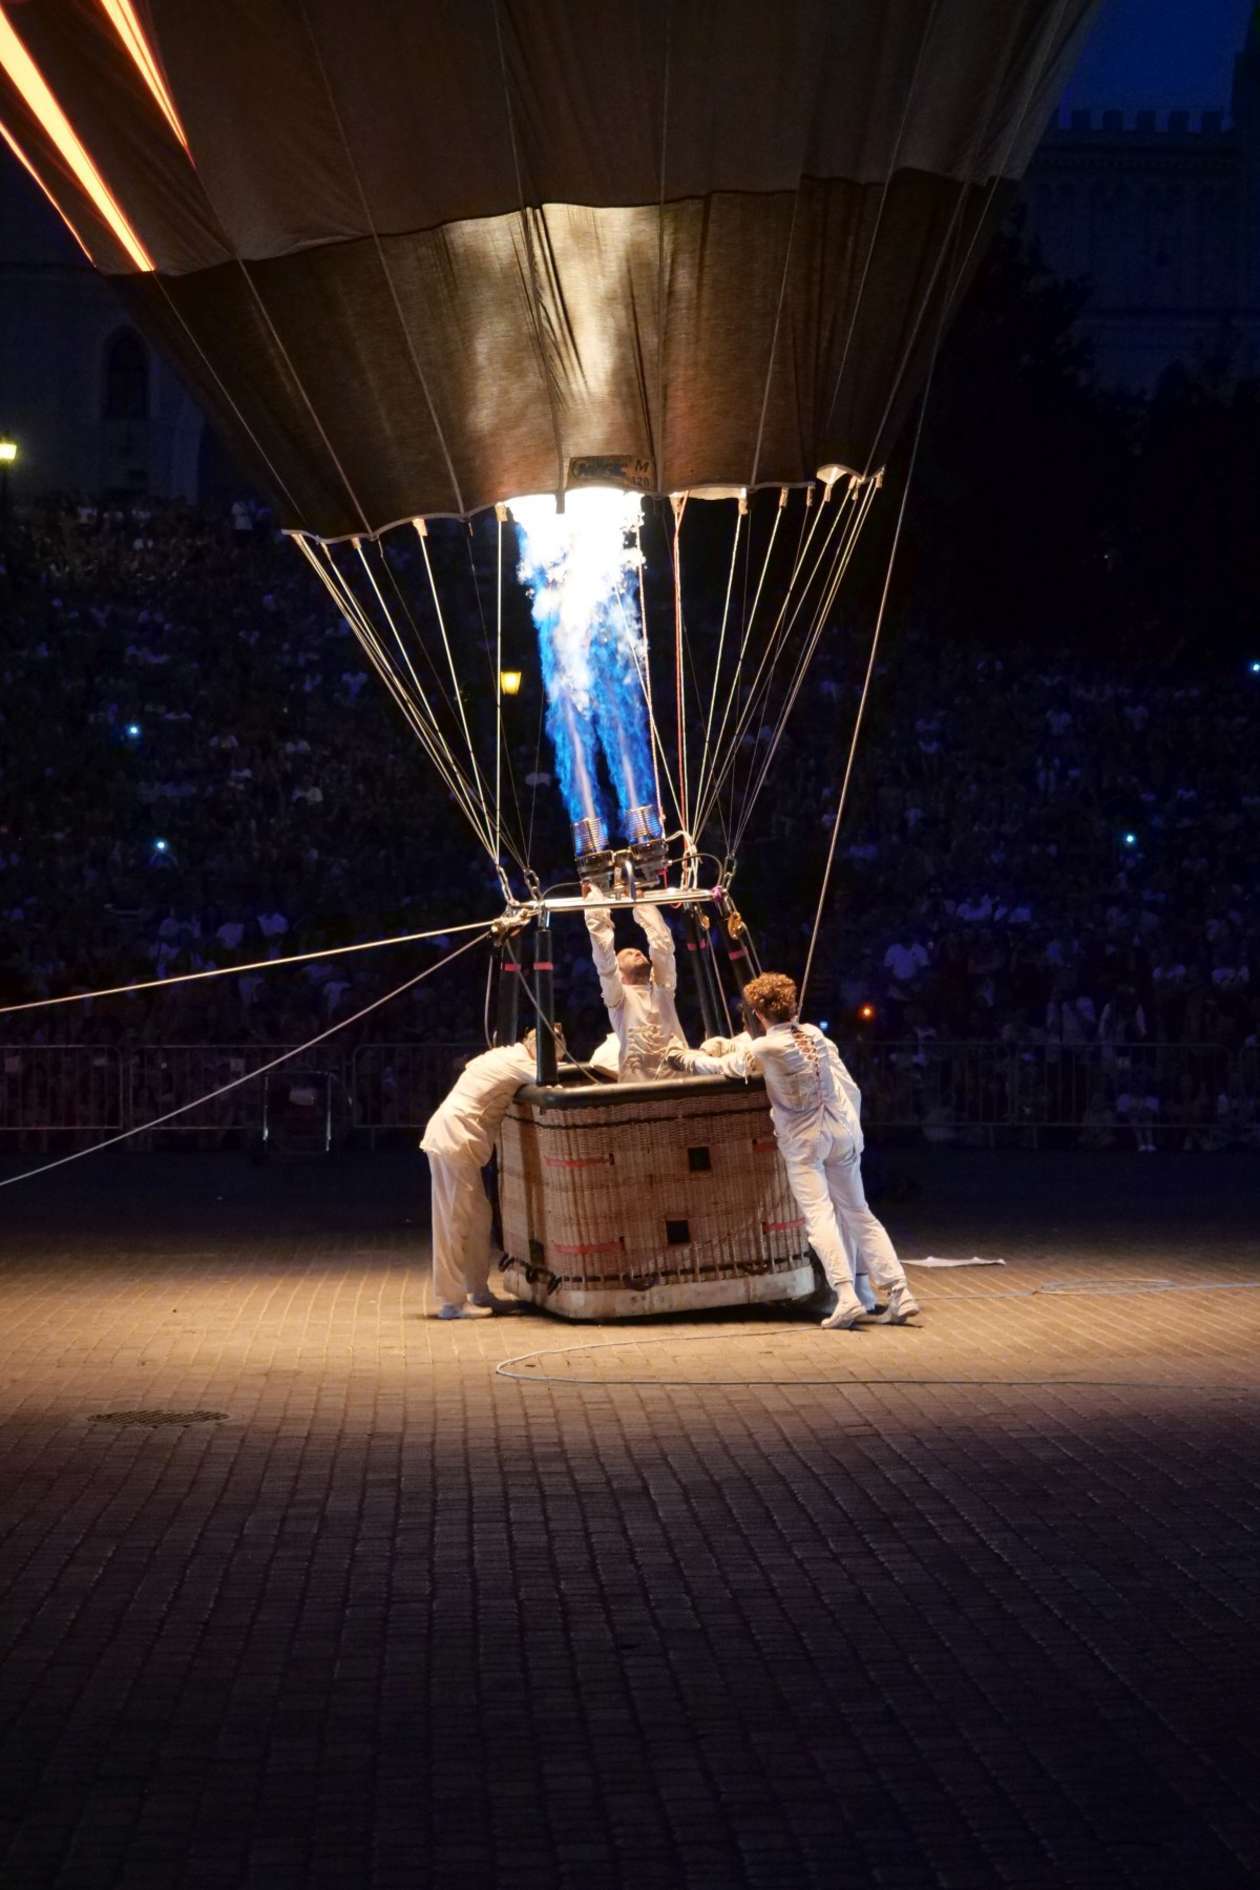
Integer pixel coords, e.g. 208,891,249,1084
416,523,501,855
734,476,880,852
692,498,746,836
294,534,496,856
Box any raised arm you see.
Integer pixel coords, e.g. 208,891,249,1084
633,901,676,994
584,888,624,1012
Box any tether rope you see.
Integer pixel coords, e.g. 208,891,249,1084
0,918,494,1018
495,1283,1260,1390
0,930,491,1190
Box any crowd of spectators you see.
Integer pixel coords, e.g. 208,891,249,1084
0,492,1256,1144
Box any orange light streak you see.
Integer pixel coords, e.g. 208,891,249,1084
0,7,153,270
0,115,94,262
97,0,188,151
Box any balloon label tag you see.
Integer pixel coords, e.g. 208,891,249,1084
568,455,653,493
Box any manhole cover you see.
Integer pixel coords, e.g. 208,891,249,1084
89,1410,228,1428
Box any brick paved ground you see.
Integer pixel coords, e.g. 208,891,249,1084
0,1147,1258,1889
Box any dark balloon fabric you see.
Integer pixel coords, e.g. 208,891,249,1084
1,0,1096,535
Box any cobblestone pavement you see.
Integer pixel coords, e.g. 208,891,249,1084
1,1149,1258,1889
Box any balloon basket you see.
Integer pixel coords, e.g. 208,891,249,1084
496,1073,815,1320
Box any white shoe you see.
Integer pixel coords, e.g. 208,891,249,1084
874,1284,921,1325
820,1291,867,1330
462,1295,496,1318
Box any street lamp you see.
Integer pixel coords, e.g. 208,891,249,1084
499,668,523,696
0,437,16,523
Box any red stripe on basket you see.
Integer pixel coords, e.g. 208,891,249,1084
533,960,554,972
502,960,520,972
752,1136,777,1151
728,947,747,961
552,1237,624,1256
764,1218,806,1232
686,941,698,951
543,1155,612,1169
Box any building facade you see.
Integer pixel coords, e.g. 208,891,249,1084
1020,19,1260,389
0,165,209,505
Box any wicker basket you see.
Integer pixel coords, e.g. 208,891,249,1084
496,1072,816,1319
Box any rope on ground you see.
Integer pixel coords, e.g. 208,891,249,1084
493,1284,1260,1389
0,928,492,1189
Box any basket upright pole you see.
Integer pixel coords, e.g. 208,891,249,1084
495,937,522,1046
534,910,558,1085
685,909,718,1041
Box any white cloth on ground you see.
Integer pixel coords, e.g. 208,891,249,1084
906,1255,1006,1268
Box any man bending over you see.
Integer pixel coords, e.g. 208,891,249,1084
421,1027,560,1320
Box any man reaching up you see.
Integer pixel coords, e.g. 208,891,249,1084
584,886,686,1082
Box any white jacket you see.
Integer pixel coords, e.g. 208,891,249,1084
682,1021,863,1159
585,896,685,1082
420,1042,535,1166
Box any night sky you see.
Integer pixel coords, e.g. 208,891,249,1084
1062,0,1254,113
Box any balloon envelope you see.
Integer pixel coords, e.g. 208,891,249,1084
0,0,1096,536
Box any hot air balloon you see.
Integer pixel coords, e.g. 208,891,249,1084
0,0,1096,1313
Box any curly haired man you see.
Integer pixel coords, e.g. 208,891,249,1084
669,972,919,1329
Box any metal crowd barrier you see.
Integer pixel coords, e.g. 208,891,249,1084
349,1043,476,1144
847,1040,1253,1142
124,1044,355,1147
0,1046,124,1142
0,1041,1254,1148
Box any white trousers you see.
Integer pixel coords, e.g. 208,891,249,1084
783,1133,907,1297
428,1152,494,1308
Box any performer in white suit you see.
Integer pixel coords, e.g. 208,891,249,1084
669,972,918,1329
421,1029,557,1319
584,888,686,1082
